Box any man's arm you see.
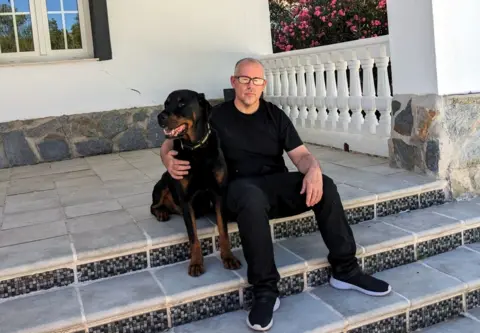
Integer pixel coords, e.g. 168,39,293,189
160,139,174,166
287,145,321,175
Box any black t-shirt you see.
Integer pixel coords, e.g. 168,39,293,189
210,99,303,180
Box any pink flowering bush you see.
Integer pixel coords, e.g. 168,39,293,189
270,0,388,52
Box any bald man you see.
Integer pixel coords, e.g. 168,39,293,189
160,58,391,331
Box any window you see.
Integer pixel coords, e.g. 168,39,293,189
0,0,109,64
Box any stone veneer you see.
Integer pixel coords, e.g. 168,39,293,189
390,94,480,197
0,99,224,169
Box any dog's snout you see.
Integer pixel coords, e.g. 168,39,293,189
158,111,169,126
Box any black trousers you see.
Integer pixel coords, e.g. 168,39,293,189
225,171,360,298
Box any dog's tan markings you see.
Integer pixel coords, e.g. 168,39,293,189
188,204,205,277
214,168,226,185
151,188,180,221
215,198,242,270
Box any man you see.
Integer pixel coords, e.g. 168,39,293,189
160,58,391,331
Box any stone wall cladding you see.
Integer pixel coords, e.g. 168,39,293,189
390,93,480,197
0,99,224,169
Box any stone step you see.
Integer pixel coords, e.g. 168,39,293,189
0,178,450,301
3,212,480,333
417,309,480,332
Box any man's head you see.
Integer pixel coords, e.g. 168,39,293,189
230,57,266,108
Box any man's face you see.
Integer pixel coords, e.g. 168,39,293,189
230,62,266,107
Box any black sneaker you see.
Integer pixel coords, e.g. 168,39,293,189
246,296,281,331
330,271,391,296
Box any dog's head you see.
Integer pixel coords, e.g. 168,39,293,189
157,90,212,142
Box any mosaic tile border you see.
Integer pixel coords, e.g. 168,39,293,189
464,226,480,245
409,295,463,331
77,252,148,282
416,233,462,260
346,204,375,225
307,266,332,288
273,216,318,240
0,268,75,299
88,309,168,333
242,272,306,310
347,313,407,333
363,245,416,275
150,237,214,268
215,231,242,251
170,290,241,327
376,195,419,218
420,189,446,208
466,288,480,310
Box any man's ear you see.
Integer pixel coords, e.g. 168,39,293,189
198,92,212,119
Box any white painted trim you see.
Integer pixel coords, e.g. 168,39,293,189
0,0,93,64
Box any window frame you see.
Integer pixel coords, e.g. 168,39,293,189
0,0,94,64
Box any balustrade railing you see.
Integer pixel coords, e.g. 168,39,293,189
259,36,392,157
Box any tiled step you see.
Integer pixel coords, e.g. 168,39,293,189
3,212,480,333
418,309,480,332
0,179,449,301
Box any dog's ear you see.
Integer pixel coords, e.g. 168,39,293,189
198,92,212,119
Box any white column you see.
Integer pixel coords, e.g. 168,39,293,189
387,0,480,95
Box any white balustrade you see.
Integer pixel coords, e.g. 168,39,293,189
259,36,392,157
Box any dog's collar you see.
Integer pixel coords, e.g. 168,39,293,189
180,124,211,150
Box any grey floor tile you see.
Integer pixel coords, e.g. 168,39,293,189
337,183,376,202
106,180,156,199
380,210,461,238
422,200,480,225
233,243,306,279
311,284,408,324
373,262,465,308
99,169,151,183
7,180,56,195
79,271,166,323
422,247,480,289
154,256,242,304
278,232,362,267
0,235,73,278
333,154,388,168
67,210,135,234
358,163,405,175
71,222,147,260
4,189,60,214
64,199,122,218
127,204,152,222
0,287,83,333
58,186,113,207
175,292,346,333
117,192,151,208
2,207,65,229
418,316,480,332
351,220,414,253
54,175,103,188
0,220,67,248
138,214,215,246
469,306,480,320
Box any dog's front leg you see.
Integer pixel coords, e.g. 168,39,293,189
183,203,205,277
215,195,242,270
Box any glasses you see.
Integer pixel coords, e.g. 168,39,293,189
235,76,265,86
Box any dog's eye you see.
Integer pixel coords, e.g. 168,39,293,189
178,102,185,108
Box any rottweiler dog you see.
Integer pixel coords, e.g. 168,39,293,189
151,89,242,277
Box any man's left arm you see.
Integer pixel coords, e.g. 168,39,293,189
274,103,323,207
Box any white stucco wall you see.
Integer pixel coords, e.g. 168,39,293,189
0,0,273,123
387,0,480,96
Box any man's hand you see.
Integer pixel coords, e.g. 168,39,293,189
164,150,190,180
300,166,323,207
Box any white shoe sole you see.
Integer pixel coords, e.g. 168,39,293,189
330,277,392,296
246,297,281,331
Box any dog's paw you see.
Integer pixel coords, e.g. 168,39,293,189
154,209,170,222
188,262,205,277
222,253,242,270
